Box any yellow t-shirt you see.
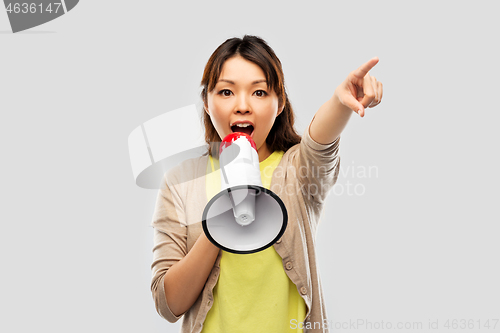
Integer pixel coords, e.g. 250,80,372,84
202,151,306,332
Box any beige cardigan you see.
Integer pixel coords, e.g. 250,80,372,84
151,123,341,332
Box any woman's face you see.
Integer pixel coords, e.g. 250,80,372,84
206,55,282,162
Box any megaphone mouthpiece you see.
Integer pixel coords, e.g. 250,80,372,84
220,132,257,154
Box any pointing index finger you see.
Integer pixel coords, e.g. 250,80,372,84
352,57,379,78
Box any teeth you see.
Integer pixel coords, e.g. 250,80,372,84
234,123,252,127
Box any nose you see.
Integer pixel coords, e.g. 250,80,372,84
234,95,251,114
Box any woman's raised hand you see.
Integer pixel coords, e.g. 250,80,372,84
334,57,383,117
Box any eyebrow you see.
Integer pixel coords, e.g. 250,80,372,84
217,79,267,85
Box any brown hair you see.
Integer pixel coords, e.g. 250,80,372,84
201,35,301,157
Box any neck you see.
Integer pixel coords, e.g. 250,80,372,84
258,143,272,162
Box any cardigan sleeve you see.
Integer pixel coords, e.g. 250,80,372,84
150,169,189,323
294,119,341,205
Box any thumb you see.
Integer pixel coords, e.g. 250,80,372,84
341,93,365,117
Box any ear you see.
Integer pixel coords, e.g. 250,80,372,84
277,96,286,117
202,87,210,116
277,105,284,117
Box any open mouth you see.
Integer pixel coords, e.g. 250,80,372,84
231,124,254,136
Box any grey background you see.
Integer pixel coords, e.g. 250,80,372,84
1,1,499,332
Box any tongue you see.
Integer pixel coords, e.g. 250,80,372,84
232,125,253,136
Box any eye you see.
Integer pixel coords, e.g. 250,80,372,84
254,90,267,97
218,89,233,97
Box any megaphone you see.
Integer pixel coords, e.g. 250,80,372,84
202,133,288,254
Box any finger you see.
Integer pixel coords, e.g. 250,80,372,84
372,81,383,107
341,90,365,117
369,81,383,108
371,76,379,105
378,81,383,103
352,57,379,79
360,76,376,108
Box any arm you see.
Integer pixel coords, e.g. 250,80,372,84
309,57,383,144
151,170,219,322
163,233,219,317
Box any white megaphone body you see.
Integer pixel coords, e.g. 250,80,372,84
202,133,288,254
